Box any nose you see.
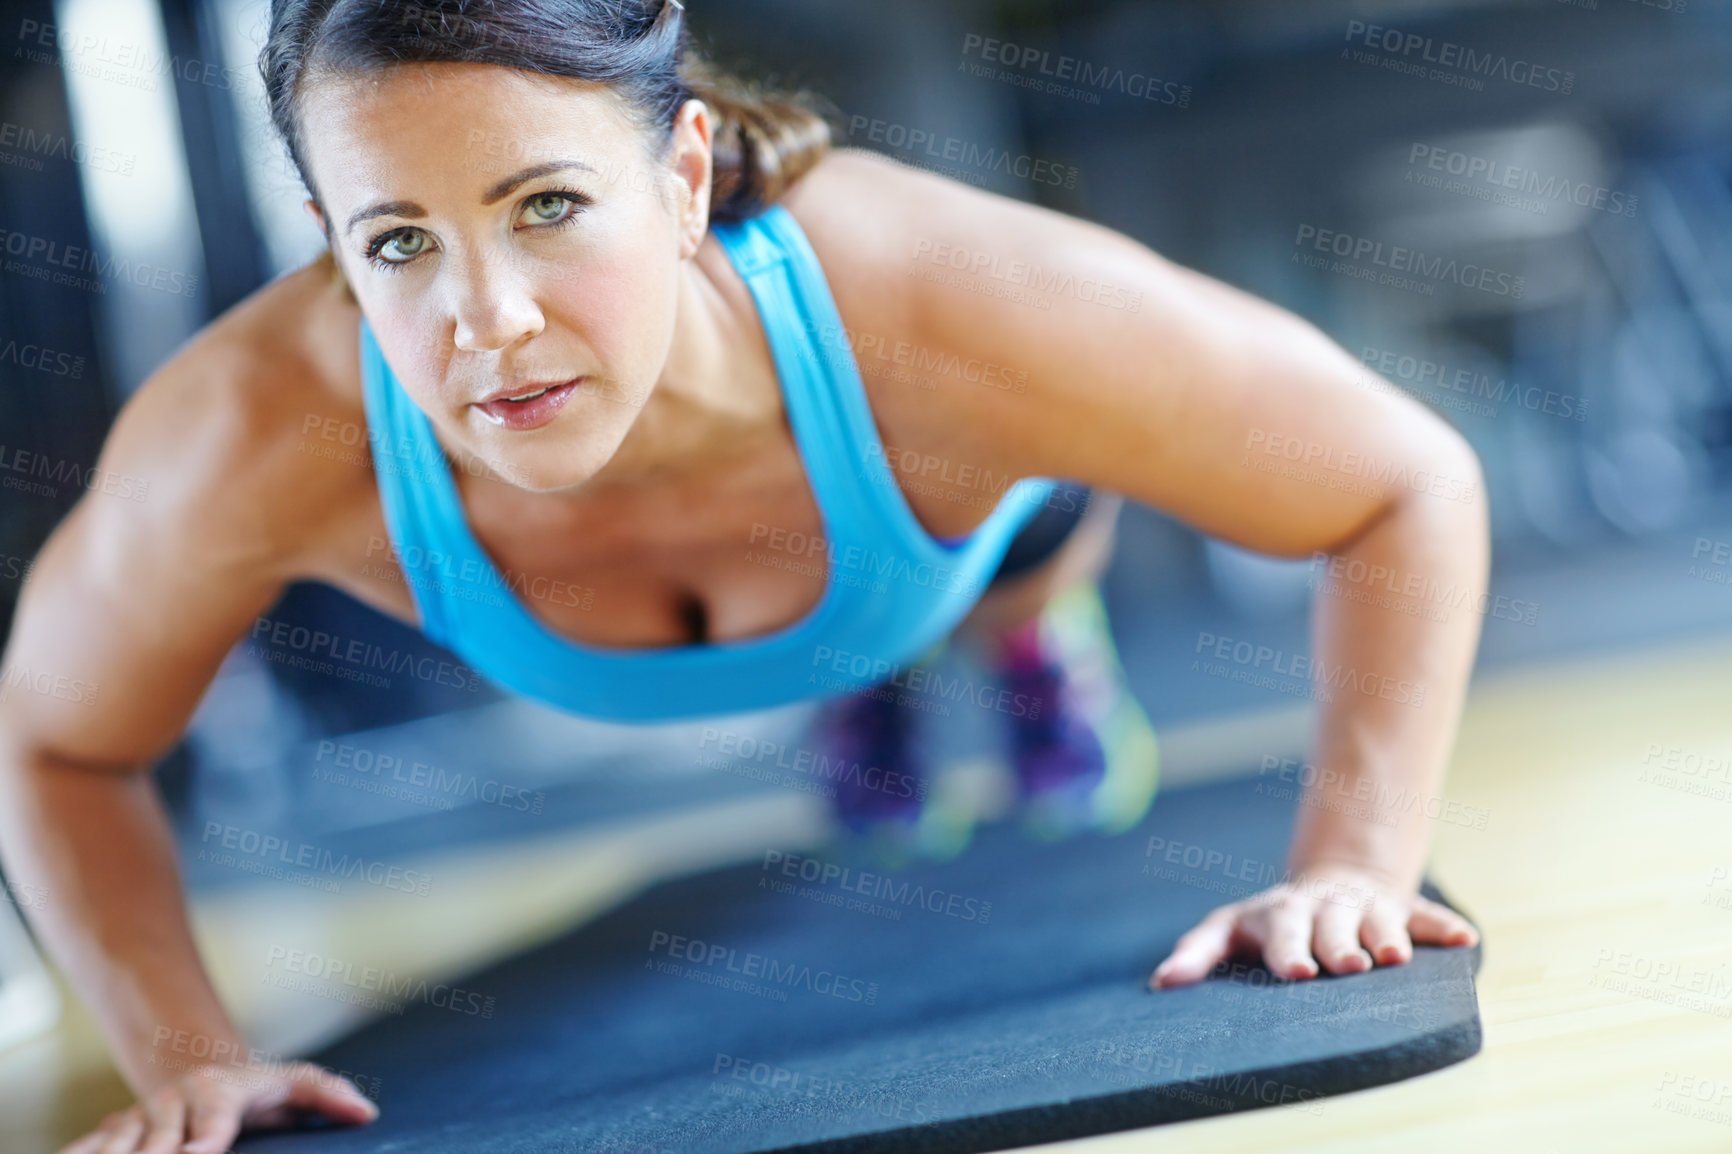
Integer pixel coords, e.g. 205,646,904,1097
449,247,544,354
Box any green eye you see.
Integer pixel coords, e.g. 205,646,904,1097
374,229,428,264
363,188,588,274
522,191,584,227
526,193,570,222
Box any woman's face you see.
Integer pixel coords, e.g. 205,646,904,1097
299,63,712,491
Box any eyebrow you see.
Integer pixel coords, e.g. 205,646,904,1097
342,160,600,237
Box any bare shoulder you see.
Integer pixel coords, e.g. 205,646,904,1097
781,145,1136,255
0,257,374,762
98,253,371,574
775,147,1117,502
780,145,1476,562
775,148,928,353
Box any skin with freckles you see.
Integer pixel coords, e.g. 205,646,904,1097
19,61,1482,1154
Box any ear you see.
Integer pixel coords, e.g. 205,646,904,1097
303,198,328,239
666,98,714,259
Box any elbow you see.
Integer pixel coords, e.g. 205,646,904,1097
1430,422,1486,518
1400,420,1490,565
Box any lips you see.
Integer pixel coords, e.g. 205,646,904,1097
474,378,581,431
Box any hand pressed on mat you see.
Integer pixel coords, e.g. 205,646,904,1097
54,1061,377,1154
1147,862,1480,989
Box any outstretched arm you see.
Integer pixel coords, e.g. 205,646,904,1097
796,148,1486,983
1,333,382,1154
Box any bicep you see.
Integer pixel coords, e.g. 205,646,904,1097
0,376,295,769
895,172,1478,556
2,493,287,770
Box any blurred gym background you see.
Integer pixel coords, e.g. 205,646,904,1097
2,0,1731,979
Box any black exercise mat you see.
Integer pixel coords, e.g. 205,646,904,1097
236,773,1482,1154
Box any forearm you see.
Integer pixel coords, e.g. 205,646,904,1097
1288,465,1489,891
0,738,244,1094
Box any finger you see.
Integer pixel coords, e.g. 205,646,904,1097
1359,897,1412,966
1408,897,1480,947
283,1066,380,1124
1150,909,1240,989
58,1115,142,1154
1311,898,1372,975
56,1126,116,1154
181,1095,242,1154
137,1089,186,1154
1257,894,1320,980
95,1111,146,1154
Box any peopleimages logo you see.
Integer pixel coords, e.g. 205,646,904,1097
846,115,1078,189
198,823,434,896
797,318,1029,393
263,945,496,1018
647,930,880,1005
147,1028,383,1101
761,850,992,923
0,227,199,298
710,1053,937,1125
0,664,98,707
0,120,135,175
248,616,484,692
960,33,1192,107
747,523,981,598
0,336,85,378
1308,551,1540,627
1342,20,1575,94
1406,144,1637,219
14,18,250,94
312,740,545,815
809,645,1045,718
697,728,930,802
1194,631,1426,708
910,238,1144,312
0,442,149,502
1243,428,1479,504
0,552,33,585
1293,224,1525,299
1359,346,1587,423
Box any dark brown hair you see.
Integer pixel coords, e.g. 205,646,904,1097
261,0,833,295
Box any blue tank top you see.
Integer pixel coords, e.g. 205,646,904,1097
356,202,1057,723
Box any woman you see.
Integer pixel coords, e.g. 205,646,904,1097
3,0,1482,1150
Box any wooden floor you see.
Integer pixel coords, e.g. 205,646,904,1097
5,635,1732,1153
